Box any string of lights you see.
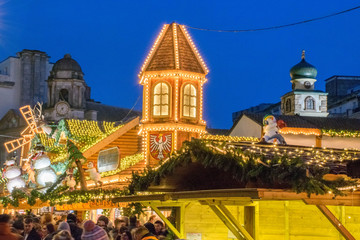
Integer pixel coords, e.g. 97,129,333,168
184,5,360,32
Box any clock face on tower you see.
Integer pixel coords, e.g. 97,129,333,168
304,81,312,89
55,101,70,116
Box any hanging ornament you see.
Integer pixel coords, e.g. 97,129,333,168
65,168,76,191
22,159,36,187
85,162,102,187
3,158,25,193
33,153,57,187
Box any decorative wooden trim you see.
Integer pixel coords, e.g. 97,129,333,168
316,205,355,240
83,117,139,158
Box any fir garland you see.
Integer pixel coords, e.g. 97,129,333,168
129,139,356,197
322,129,360,138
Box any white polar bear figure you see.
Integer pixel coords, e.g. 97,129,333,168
4,159,26,193
86,162,102,187
263,115,286,144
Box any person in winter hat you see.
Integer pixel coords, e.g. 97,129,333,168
81,220,108,240
58,222,71,233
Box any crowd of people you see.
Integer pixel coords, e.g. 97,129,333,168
0,213,169,240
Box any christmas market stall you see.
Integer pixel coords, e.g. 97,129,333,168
0,105,145,217
112,138,360,240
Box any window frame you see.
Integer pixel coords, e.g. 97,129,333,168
304,96,315,110
151,81,171,118
181,83,198,119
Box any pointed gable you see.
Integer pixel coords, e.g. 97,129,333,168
139,23,208,77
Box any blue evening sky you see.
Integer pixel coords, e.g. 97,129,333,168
0,1,359,129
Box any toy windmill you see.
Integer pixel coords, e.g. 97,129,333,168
4,104,45,165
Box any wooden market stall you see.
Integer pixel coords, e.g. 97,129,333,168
110,138,360,240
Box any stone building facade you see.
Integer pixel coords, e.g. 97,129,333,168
0,50,53,119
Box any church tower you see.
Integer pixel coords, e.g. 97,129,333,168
139,23,208,164
281,51,328,117
44,54,88,121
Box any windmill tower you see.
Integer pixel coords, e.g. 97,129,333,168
139,23,209,165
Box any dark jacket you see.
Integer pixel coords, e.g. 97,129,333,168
143,222,156,235
68,220,83,240
23,229,41,240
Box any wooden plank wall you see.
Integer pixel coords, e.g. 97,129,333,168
181,200,360,240
86,126,141,164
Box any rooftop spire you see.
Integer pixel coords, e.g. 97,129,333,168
139,23,208,77
301,50,305,60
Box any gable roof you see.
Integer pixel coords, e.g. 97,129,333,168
231,112,360,133
39,117,139,163
139,23,208,77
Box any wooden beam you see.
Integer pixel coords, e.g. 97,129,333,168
217,204,254,240
244,206,255,239
284,201,289,240
83,117,139,158
316,205,355,240
207,204,244,240
112,194,169,203
149,204,183,239
199,199,254,206
254,202,259,240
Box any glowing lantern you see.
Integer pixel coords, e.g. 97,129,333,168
3,159,25,193
33,154,57,187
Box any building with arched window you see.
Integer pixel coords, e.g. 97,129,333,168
139,22,208,164
281,51,328,117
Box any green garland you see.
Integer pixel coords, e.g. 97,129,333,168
129,139,356,197
322,128,360,138
1,139,356,209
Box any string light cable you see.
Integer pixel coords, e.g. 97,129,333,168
184,5,360,32
119,95,141,123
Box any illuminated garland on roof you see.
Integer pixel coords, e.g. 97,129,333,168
129,139,357,197
37,120,124,163
322,129,360,138
201,135,259,142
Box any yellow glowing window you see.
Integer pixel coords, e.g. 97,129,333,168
183,84,197,118
153,82,170,116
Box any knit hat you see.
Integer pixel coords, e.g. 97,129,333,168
82,225,108,240
58,221,71,232
83,220,95,232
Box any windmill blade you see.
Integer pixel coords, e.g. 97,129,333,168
20,105,42,134
4,136,32,153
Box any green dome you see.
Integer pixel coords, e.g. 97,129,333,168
290,52,317,80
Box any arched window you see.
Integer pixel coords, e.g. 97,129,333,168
153,82,170,117
305,97,315,110
182,84,197,118
59,89,69,102
285,99,291,112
